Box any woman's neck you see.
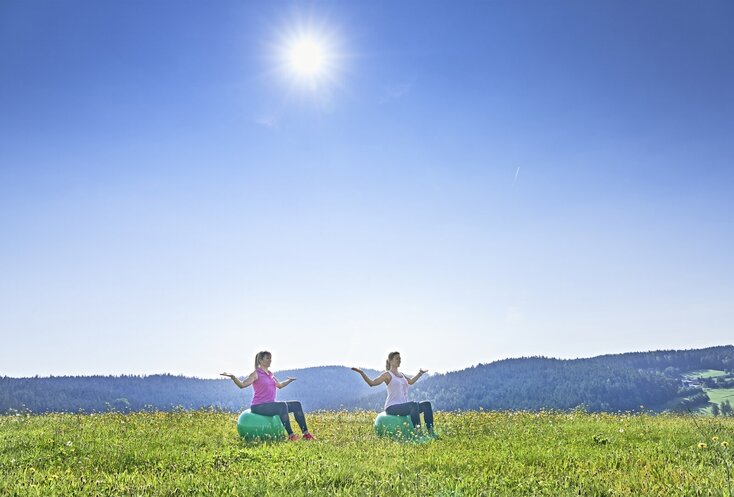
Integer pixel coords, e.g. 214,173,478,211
390,367,400,375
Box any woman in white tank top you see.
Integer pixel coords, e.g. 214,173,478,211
352,351,437,437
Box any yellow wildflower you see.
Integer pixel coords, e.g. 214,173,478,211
712,436,719,442
722,441,729,448
698,443,708,449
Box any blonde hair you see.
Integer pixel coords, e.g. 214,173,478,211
386,351,400,371
255,351,271,370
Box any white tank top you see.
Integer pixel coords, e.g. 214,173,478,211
385,371,409,409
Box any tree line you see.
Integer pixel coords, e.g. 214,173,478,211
1,346,732,414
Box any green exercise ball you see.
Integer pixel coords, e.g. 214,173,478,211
237,409,286,441
374,411,416,439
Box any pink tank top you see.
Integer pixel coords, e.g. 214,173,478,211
251,368,277,406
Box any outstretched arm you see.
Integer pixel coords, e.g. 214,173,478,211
406,369,428,385
220,371,257,389
351,367,390,387
274,377,296,389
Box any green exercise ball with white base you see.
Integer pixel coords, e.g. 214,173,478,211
374,411,416,439
237,409,286,441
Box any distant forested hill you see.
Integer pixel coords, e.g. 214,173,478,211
409,345,734,412
2,346,732,413
0,367,381,414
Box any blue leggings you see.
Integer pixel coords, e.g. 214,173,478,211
386,401,434,430
251,401,308,435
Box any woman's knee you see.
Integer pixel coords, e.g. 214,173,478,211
287,401,302,411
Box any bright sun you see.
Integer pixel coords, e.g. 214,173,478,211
288,38,327,77
272,20,344,94
275,23,344,94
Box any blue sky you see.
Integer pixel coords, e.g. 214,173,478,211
1,1,732,377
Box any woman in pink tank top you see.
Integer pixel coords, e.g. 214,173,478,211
352,351,437,437
221,350,315,441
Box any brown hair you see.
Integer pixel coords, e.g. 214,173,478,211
386,351,400,371
255,351,271,370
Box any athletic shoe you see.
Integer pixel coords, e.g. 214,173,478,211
302,433,316,441
288,433,300,441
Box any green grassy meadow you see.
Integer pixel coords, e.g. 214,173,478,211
708,388,734,406
686,370,729,379
1,410,733,496
682,370,734,415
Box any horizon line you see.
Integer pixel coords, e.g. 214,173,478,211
3,343,731,380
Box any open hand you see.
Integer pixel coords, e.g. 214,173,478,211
351,367,363,373
220,372,233,378
419,369,428,375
